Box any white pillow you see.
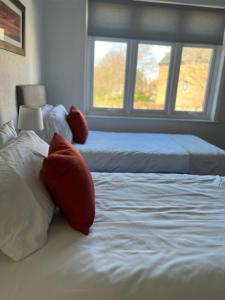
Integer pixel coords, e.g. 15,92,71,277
36,104,54,142
0,131,54,223
0,120,17,148
42,104,54,115
46,104,73,143
0,157,49,261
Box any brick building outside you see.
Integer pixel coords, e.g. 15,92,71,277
156,48,212,112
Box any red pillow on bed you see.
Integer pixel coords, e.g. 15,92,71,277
66,106,88,144
42,133,95,235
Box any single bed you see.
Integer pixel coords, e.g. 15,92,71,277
16,85,225,175
1,172,225,300
76,130,225,175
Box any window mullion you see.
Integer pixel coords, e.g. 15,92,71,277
124,40,138,113
166,43,182,115
204,47,220,120
87,37,95,113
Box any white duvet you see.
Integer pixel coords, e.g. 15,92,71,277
76,131,225,175
1,173,225,300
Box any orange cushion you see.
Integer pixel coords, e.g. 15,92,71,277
42,133,95,235
66,106,88,144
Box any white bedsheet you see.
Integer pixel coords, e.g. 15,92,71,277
1,173,225,300
76,131,225,175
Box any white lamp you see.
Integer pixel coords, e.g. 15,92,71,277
18,105,44,131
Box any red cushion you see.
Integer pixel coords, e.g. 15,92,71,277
66,106,88,144
42,133,95,235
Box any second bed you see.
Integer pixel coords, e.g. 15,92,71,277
76,131,225,175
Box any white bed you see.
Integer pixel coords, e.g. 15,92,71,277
76,131,225,175
1,172,225,300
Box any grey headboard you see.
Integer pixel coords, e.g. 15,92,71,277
16,85,47,108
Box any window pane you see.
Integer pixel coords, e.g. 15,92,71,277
134,44,171,110
93,40,127,109
175,47,213,112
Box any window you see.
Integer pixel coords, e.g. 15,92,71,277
134,44,172,111
88,39,217,120
175,47,213,113
93,40,127,109
87,1,224,121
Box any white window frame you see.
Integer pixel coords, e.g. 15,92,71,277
86,36,221,122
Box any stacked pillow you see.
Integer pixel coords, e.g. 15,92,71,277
46,105,73,143
0,131,54,219
66,105,89,144
0,126,95,261
0,129,54,261
42,133,95,235
0,157,50,261
0,110,92,261
40,104,89,145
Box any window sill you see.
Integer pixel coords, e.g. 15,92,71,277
86,112,218,124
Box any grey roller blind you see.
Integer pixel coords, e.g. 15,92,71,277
88,0,225,45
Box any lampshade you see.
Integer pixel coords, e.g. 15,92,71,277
18,105,44,131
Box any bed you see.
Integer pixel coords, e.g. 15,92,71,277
76,130,225,175
16,85,225,175
1,172,225,300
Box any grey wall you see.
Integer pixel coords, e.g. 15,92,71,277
44,0,225,149
0,0,45,126
138,0,225,8
44,0,86,110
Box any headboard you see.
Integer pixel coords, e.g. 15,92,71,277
16,85,47,108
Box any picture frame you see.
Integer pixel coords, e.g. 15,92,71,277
0,0,25,56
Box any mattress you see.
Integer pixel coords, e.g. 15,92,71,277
1,173,225,300
76,131,225,175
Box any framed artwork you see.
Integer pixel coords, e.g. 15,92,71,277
0,0,25,56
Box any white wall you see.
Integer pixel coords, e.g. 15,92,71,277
44,0,225,149
0,0,45,125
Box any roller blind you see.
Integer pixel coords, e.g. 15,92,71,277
88,0,225,45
